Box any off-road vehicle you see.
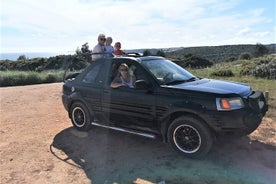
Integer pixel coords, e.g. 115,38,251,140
62,54,268,157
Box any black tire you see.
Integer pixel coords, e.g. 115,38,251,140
70,102,91,131
167,116,213,158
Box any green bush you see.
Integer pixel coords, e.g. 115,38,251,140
0,72,42,86
25,73,42,85
240,55,276,79
175,54,213,69
45,74,59,83
0,71,63,87
240,60,254,76
210,69,234,77
225,56,237,62
251,61,276,79
239,52,252,60
0,54,88,72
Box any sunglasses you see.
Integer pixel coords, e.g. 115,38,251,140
100,38,106,41
120,68,128,72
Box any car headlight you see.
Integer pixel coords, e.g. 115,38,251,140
216,97,244,111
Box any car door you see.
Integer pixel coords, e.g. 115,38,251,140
109,87,156,128
101,59,157,130
77,60,106,122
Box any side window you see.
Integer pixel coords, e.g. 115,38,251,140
109,59,152,89
133,66,148,81
82,63,101,83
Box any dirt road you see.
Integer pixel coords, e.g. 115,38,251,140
0,83,275,184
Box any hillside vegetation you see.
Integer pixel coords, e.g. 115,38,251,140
0,44,275,87
166,43,275,63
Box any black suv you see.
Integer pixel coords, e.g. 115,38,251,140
62,55,268,157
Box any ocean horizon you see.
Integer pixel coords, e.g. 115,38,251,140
0,52,64,61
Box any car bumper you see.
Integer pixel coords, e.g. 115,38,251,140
62,94,71,112
206,91,268,136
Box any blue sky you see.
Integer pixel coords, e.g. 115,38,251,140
1,0,275,54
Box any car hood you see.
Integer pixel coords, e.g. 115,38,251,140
166,79,252,97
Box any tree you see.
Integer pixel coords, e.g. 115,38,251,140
76,42,92,63
75,47,82,55
143,49,152,56
254,43,269,57
17,55,27,61
81,42,91,54
156,49,165,57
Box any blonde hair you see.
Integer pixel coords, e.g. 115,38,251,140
118,63,128,70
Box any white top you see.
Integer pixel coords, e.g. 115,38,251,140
120,76,134,88
92,44,105,61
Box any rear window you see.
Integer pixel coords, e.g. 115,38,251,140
82,63,101,83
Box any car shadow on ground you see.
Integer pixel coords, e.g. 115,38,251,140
51,126,276,184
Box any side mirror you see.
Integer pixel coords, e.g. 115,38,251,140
134,80,151,90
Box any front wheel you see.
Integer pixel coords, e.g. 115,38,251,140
70,102,91,131
167,116,213,158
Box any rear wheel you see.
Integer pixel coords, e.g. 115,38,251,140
167,116,213,158
70,102,91,131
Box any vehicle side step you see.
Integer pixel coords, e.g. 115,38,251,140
91,122,156,139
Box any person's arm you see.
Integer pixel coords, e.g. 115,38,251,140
111,77,126,88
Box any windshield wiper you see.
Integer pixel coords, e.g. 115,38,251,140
186,77,197,82
164,77,198,85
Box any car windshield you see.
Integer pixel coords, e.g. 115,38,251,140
141,59,197,85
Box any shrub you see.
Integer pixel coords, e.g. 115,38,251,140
180,54,213,69
45,74,58,83
0,54,87,72
210,69,234,77
0,71,64,87
253,43,269,57
25,73,42,85
239,52,252,60
240,60,255,76
240,55,276,79
35,66,44,72
0,71,33,86
251,61,276,79
225,56,237,62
